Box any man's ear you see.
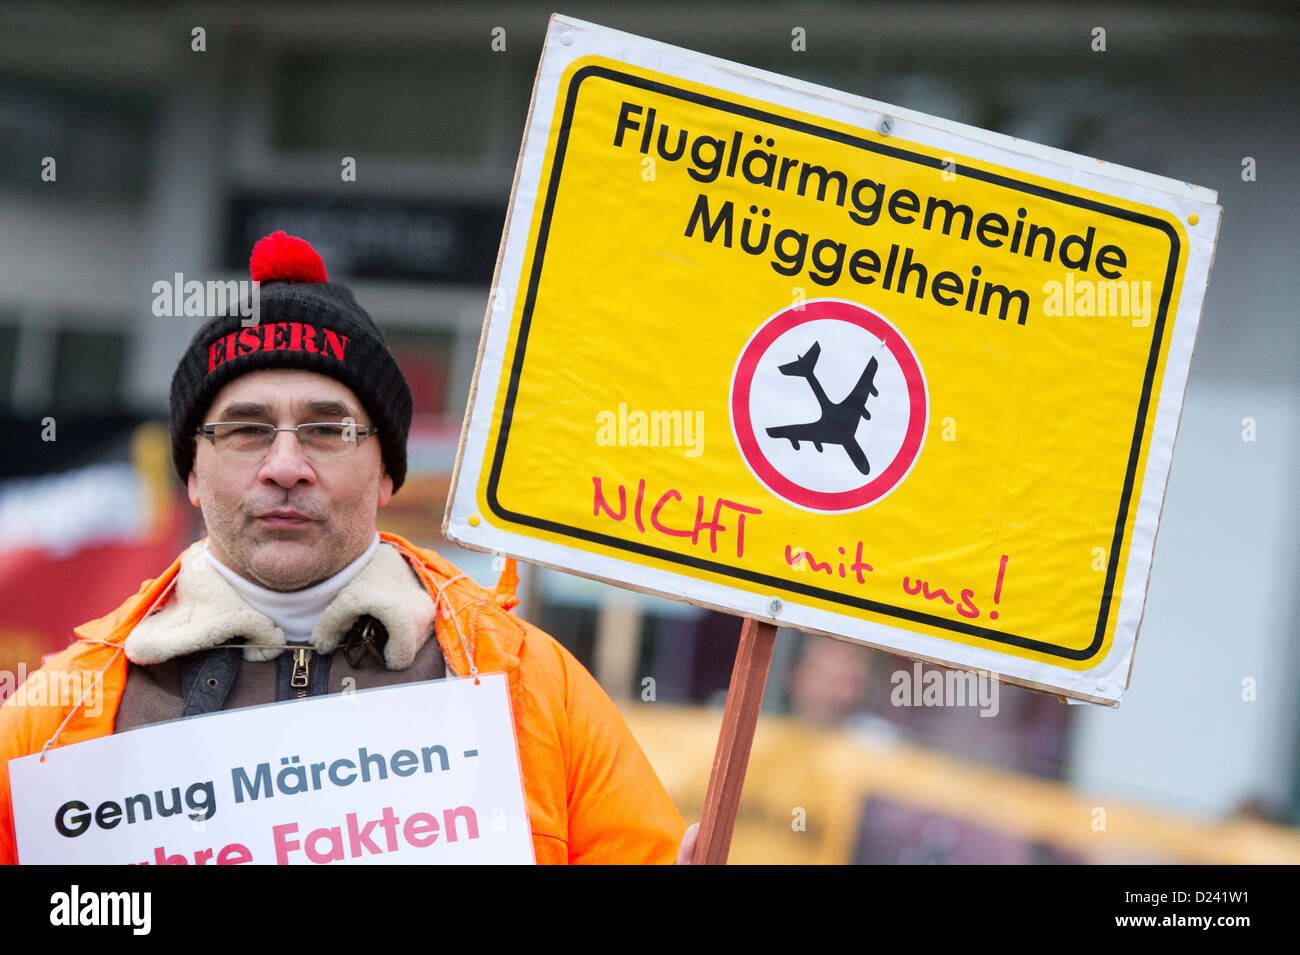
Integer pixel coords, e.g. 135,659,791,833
378,468,394,508
187,468,201,507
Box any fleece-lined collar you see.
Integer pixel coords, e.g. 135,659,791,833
124,541,438,668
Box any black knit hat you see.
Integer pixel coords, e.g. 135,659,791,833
169,232,413,491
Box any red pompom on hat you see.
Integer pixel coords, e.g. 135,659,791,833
248,230,328,283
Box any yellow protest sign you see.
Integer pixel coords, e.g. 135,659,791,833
447,16,1221,704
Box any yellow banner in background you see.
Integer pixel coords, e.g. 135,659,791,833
621,705,1300,865
478,56,1187,669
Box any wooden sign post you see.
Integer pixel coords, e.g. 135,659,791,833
692,618,777,864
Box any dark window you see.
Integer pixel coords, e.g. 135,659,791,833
0,324,17,410
52,328,127,411
0,79,154,201
272,52,494,161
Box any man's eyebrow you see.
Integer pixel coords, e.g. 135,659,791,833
212,400,359,421
215,401,271,420
304,400,357,419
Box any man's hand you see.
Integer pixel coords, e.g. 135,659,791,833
676,822,700,864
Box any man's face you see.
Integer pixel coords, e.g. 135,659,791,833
187,368,393,591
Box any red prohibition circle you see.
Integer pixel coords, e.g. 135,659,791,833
730,299,928,512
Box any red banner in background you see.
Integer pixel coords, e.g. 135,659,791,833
0,497,192,670
0,423,195,676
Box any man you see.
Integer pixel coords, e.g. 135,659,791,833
0,231,688,864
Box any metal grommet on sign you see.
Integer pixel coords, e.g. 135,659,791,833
207,677,219,689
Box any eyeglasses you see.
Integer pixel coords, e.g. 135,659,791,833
197,421,379,459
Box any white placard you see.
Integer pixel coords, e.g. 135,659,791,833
9,674,534,865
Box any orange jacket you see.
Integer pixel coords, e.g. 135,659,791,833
0,532,684,864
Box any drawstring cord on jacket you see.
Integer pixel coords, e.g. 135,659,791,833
38,572,180,762
386,540,480,683
431,573,477,683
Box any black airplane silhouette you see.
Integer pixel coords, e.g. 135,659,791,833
765,340,880,475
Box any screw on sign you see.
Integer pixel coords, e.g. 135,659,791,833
730,299,929,513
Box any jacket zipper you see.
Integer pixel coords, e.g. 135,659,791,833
291,647,312,699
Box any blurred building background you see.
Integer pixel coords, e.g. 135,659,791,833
0,1,1296,862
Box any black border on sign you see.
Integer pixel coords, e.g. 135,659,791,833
485,64,1181,663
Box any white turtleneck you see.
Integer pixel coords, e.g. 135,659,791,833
203,534,381,644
